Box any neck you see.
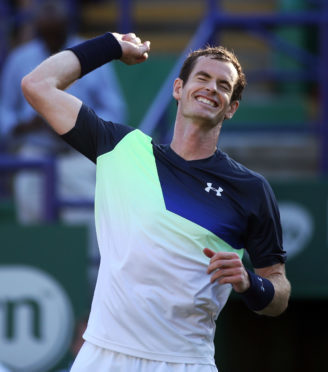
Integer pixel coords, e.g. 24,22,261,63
170,118,222,160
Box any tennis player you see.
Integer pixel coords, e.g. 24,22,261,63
21,32,291,371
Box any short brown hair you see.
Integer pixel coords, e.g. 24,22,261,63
178,46,247,102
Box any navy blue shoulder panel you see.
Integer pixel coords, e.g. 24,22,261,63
153,144,286,268
61,104,134,163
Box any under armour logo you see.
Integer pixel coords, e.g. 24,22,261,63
205,183,224,196
257,277,265,292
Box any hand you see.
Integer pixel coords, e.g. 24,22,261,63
203,248,250,293
112,32,150,65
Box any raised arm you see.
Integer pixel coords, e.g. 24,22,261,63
21,32,150,135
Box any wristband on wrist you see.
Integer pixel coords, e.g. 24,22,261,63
66,32,122,77
240,269,275,311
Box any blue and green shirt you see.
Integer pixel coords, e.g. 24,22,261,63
62,104,286,365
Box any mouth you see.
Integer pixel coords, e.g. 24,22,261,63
195,95,218,108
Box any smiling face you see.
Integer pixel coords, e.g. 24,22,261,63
173,56,240,128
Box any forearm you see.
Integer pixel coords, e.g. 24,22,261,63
255,272,291,316
237,263,290,317
22,31,149,109
203,249,291,317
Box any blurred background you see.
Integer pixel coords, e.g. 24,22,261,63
0,0,327,371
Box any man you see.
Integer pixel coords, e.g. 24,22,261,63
21,32,291,371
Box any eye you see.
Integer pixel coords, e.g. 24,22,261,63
220,84,231,92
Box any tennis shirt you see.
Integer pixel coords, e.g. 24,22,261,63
62,104,286,366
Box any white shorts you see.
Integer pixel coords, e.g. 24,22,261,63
70,342,218,372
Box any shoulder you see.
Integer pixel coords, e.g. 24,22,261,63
219,150,269,188
62,104,136,162
217,151,278,214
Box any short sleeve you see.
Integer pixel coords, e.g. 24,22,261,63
245,178,287,268
61,104,134,163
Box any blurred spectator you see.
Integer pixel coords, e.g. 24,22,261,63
0,0,126,224
0,0,126,288
9,0,36,46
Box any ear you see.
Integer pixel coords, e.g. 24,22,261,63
225,100,239,120
173,78,183,101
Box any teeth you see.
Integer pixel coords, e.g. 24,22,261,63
196,96,216,107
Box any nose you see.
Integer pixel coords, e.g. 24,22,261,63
205,79,218,93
